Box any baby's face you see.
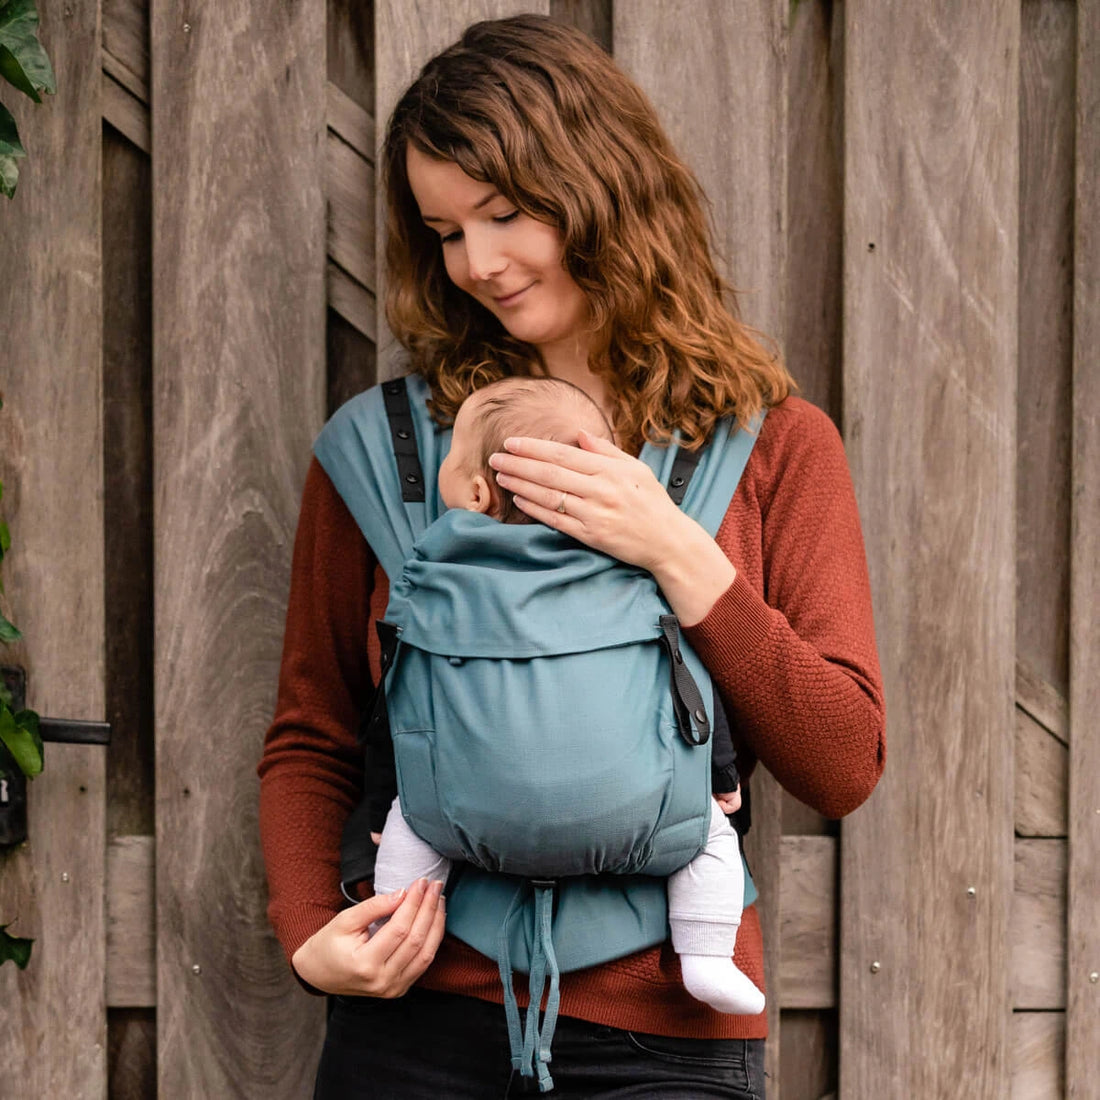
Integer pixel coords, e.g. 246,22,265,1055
438,391,492,513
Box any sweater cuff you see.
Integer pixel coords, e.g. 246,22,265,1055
274,901,345,995
683,571,774,668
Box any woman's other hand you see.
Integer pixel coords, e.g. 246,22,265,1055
715,786,742,815
291,877,446,998
490,430,736,626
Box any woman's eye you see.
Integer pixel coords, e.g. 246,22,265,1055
440,229,462,244
493,211,519,225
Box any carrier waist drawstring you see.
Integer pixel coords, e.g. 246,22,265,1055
497,880,561,1093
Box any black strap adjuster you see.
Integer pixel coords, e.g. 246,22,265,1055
382,378,426,502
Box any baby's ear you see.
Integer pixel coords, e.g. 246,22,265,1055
470,474,497,516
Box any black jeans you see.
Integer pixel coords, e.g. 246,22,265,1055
314,987,766,1099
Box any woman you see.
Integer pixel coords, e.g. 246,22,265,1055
259,15,885,1098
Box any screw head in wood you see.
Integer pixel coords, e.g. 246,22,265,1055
966,886,976,898
192,964,202,976
60,872,70,883
870,961,881,973
183,23,192,33
1090,972,1098,984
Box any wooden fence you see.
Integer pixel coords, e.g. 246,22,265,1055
0,1,1095,1097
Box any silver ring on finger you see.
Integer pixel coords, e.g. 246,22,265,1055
557,492,568,514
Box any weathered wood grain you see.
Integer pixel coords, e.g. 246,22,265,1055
780,1010,837,1100
1017,0,1075,702
328,126,376,290
780,836,835,1009
1016,658,1069,745
102,71,150,152
550,0,612,52
782,0,841,847
1067,2,1100,1093
108,1009,157,1100
328,0,374,115
615,4,789,1089
840,3,1018,1097
0,2,106,1094
1011,839,1066,1009
328,81,375,163
786,0,842,422
1011,1011,1065,1100
150,0,328,1093
373,0,548,377
327,305,377,418
107,836,155,1006
102,0,147,90
103,123,154,841
1015,706,1068,838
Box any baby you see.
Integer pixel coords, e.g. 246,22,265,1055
371,375,765,1016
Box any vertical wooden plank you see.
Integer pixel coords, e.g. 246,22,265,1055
615,4,788,1090
0,1,106,1095
786,0,842,423
1011,1011,1065,1100
150,0,327,1095
1017,0,1075,700
550,0,612,52
1067,2,1100,1094
840,2,1017,1097
374,0,551,379
783,0,842,844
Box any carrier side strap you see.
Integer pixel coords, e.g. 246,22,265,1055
658,615,711,746
381,378,426,503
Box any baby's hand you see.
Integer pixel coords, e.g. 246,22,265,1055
370,831,382,845
715,787,742,815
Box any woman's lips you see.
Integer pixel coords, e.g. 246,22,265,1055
492,283,534,307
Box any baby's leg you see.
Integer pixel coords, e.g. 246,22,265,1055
667,799,765,1015
373,796,451,897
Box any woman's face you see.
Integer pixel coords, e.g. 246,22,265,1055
405,146,590,365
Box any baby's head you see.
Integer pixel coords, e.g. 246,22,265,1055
439,377,614,523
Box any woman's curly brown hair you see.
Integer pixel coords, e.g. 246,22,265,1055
382,14,794,450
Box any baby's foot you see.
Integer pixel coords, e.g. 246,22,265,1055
680,955,766,1015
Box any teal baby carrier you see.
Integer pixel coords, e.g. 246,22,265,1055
314,376,762,1091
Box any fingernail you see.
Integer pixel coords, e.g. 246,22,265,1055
488,453,501,468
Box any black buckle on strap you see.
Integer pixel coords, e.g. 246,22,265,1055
658,615,711,747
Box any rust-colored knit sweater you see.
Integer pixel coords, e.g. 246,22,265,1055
258,394,885,1039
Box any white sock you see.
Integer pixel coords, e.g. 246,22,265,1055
679,954,766,1016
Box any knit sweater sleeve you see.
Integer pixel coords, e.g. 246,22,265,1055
682,399,886,819
258,457,375,963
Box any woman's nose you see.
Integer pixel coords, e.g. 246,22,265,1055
464,228,507,283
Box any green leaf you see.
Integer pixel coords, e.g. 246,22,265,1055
0,704,41,777
0,520,10,555
0,98,23,155
0,680,11,709
0,612,20,643
0,925,33,969
0,99,22,198
0,1,55,101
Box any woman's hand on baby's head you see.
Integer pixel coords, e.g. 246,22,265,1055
488,429,692,572
290,877,446,998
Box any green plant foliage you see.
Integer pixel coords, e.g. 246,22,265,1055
0,706,40,777
0,924,34,969
0,405,41,779
0,0,55,199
